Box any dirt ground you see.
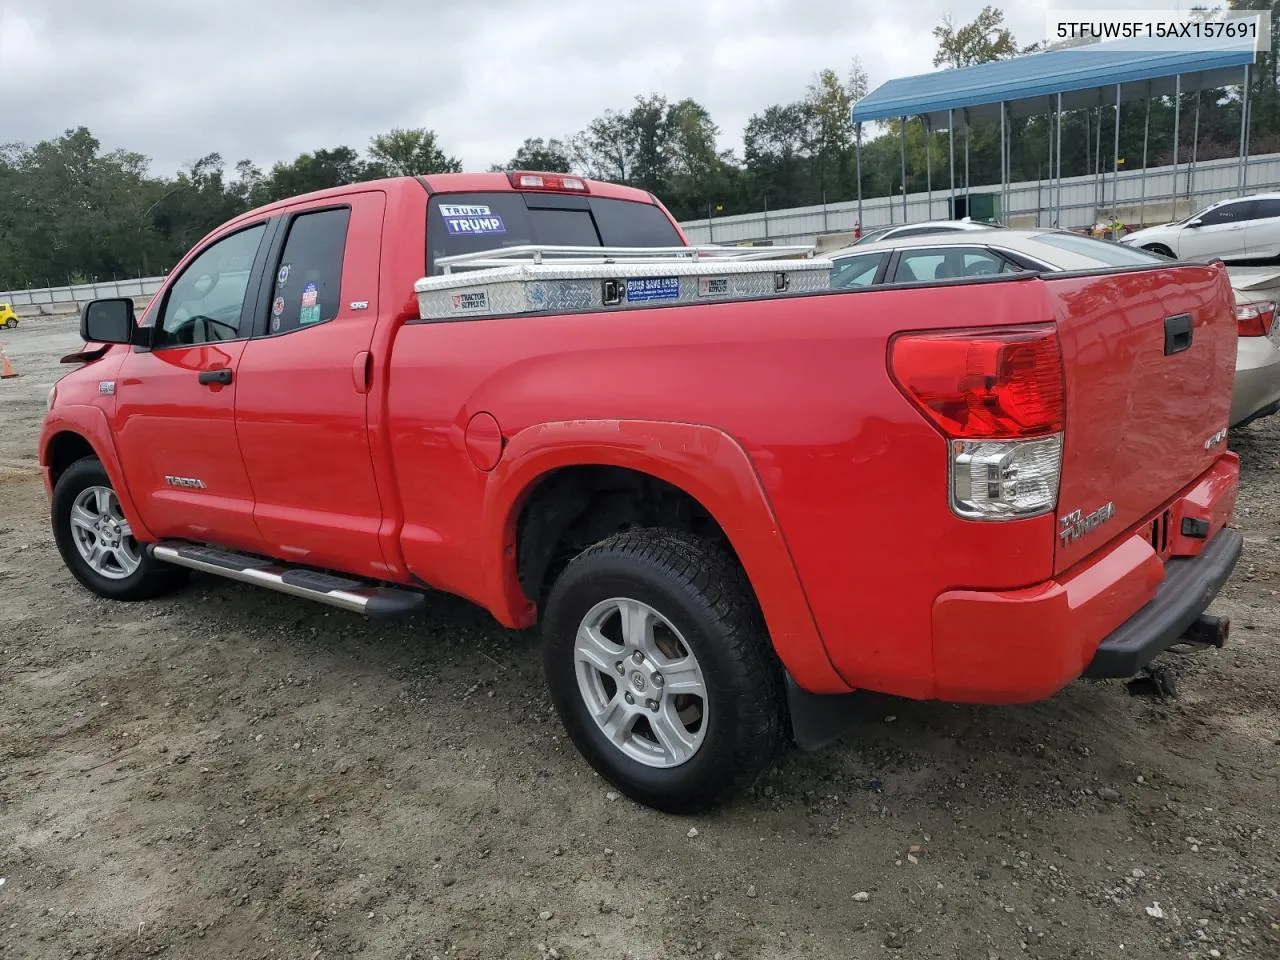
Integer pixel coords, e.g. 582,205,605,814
2,316,1278,960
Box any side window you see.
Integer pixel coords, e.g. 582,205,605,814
1253,198,1280,220
153,224,266,348
830,253,885,289
893,247,1005,283
1198,201,1255,226
267,208,351,335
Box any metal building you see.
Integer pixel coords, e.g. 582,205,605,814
850,33,1260,230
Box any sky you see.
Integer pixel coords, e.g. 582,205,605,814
0,0,1198,177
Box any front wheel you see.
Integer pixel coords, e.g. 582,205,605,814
52,457,186,601
542,529,784,813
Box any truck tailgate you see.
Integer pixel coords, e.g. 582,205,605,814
1047,263,1237,575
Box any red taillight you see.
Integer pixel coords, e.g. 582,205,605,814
1236,300,1276,337
889,326,1065,438
507,171,589,193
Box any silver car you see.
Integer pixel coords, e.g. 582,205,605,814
827,229,1280,429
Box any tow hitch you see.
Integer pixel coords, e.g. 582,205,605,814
1125,614,1231,701
1179,613,1230,649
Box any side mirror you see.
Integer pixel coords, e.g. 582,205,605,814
1185,219,1202,228
80,298,136,344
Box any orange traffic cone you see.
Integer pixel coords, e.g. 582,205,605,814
0,343,17,379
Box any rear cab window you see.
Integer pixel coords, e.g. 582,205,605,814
426,192,682,273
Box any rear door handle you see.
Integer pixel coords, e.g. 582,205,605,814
198,368,233,386
1164,314,1193,356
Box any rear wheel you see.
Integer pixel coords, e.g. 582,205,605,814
3,317,15,328
1143,243,1176,259
52,457,186,601
542,529,784,813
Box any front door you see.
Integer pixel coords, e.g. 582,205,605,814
112,221,273,552
234,192,391,579
1179,199,1254,260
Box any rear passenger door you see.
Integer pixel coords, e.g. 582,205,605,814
234,191,390,579
1244,198,1280,259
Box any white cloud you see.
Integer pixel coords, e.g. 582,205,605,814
6,0,1165,175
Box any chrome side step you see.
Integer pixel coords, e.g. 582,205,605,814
148,542,426,617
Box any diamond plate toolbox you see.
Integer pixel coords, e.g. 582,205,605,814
414,258,833,321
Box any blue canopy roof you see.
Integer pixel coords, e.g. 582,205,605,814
852,42,1257,127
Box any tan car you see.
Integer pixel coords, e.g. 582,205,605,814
828,229,1280,428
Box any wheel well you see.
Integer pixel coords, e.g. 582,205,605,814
47,432,97,486
516,466,737,606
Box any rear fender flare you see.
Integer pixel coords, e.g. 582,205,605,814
481,419,851,694
39,404,156,544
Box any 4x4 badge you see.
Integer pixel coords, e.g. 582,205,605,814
1204,428,1227,451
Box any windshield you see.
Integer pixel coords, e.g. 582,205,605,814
427,192,682,273
1030,232,1169,266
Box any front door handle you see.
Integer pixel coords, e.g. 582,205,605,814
198,368,233,386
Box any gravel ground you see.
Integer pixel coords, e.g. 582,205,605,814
1,316,1278,960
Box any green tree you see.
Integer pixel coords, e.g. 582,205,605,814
571,110,634,182
743,102,815,208
366,127,461,178
495,137,572,173
256,146,369,204
932,5,1029,69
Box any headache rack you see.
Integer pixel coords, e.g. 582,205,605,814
414,244,831,321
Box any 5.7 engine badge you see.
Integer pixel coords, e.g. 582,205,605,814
1059,502,1116,545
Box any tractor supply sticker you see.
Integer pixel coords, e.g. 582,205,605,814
271,315,281,332
625,277,680,302
276,263,290,287
451,290,490,313
271,296,285,316
698,277,729,297
440,203,506,237
299,282,321,325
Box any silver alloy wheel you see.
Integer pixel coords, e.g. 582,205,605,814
69,485,141,580
574,597,709,769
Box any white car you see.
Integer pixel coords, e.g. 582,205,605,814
1120,193,1280,261
850,217,997,246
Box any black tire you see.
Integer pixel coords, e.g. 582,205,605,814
4,318,15,328
542,529,784,813
1143,243,1176,259
51,457,186,601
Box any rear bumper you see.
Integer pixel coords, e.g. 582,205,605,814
929,455,1240,703
1083,528,1241,678
1230,335,1280,427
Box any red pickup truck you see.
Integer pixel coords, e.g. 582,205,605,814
41,172,1243,812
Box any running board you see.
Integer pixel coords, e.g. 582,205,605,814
148,542,426,617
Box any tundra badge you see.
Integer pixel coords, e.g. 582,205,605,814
1059,502,1116,545
164,476,206,489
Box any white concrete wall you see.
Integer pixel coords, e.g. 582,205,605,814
681,152,1280,247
